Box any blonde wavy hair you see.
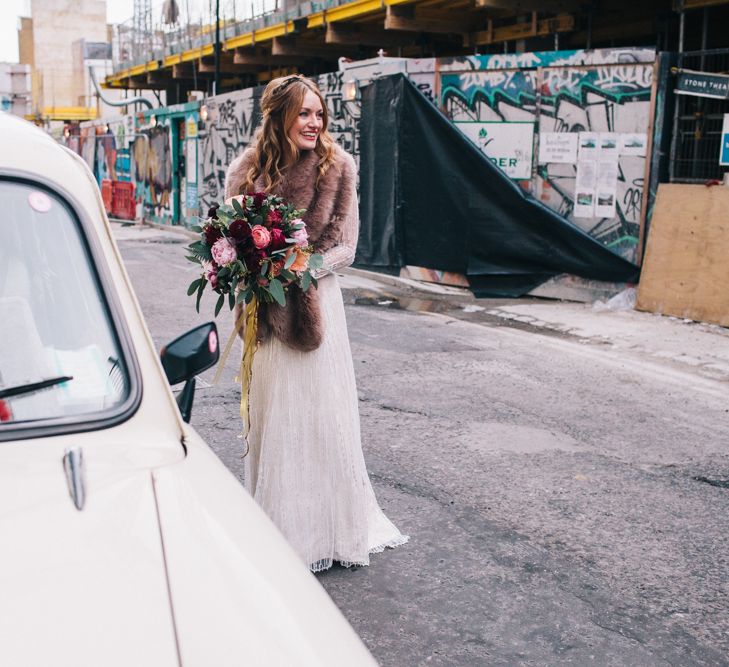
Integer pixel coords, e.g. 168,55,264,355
242,75,336,193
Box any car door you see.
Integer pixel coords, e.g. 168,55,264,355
0,176,182,666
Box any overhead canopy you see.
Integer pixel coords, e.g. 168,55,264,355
357,74,640,297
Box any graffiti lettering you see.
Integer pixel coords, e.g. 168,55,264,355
198,91,261,212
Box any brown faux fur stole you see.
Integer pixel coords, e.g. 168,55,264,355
224,143,356,351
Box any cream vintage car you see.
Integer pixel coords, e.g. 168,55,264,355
0,112,376,667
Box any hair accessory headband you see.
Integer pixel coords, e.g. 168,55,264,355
272,74,304,95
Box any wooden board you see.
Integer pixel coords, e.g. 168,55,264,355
636,184,729,326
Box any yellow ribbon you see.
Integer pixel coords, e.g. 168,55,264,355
238,295,259,437
212,294,259,443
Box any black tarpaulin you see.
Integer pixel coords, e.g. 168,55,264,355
357,74,640,297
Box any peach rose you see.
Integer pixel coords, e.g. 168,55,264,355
251,224,271,249
287,247,309,273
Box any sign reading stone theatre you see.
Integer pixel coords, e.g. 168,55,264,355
674,68,729,100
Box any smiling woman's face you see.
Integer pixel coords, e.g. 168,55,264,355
288,89,324,151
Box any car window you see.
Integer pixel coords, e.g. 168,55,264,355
0,180,130,426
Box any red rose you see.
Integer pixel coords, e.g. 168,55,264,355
269,227,287,250
229,218,251,242
267,209,282,227
252,191,266,208
204,224,222,246
244,247,266,271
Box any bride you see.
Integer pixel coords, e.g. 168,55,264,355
224,74,408,573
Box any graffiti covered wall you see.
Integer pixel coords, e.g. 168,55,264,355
318,70,362,162
198,87,262,212
440,48,656,264
133,123,172,220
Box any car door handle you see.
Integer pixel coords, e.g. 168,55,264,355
62,447,86,511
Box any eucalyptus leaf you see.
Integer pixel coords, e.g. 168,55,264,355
195,279,206,313
308,253,324,270
268,279,286,306
186,278,202,296
284,252,296,270
214,293,225,317
301,271,311,292
232,198,245,216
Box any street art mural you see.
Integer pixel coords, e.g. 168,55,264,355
133,124,172,219
95,128,118,182
73,118,132,184
198,88,262,213
79,126,96,173
440,48,656,264
190,48,655,272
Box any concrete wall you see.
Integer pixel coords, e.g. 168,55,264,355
0,63,32,117
25,0,107,111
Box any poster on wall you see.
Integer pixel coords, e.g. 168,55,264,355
538,132,578,164
720,114,729,166
595,190,617,218
574,160,597,217
574,190,595,218
620,133,647,157
455,121,535,180
599,132,620,159
186,183,198,210
577,132,599,161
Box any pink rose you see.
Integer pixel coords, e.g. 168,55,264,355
251,224,272,249
211,237,238,266
291,225,308,247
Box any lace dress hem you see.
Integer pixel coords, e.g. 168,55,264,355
309,534,410,573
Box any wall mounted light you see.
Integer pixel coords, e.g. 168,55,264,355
343,79,359,102
198,104,209,132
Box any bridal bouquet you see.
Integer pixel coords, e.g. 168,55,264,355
185,192,323,315
185,192,323,435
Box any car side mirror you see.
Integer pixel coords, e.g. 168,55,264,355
160,322,219,423
160,322,219,385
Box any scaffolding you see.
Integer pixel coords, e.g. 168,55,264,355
112,1,351,73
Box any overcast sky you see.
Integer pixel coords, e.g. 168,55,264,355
0,1,138,63
0,0,276,64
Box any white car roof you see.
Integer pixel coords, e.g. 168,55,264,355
0,112,97,216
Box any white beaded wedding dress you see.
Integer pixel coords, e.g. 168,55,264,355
239,151,408,573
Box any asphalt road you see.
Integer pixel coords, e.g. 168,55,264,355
118,228,729,667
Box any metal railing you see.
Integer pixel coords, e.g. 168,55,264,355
112,0,358,73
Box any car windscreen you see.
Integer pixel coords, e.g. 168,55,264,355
0,180,130,427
